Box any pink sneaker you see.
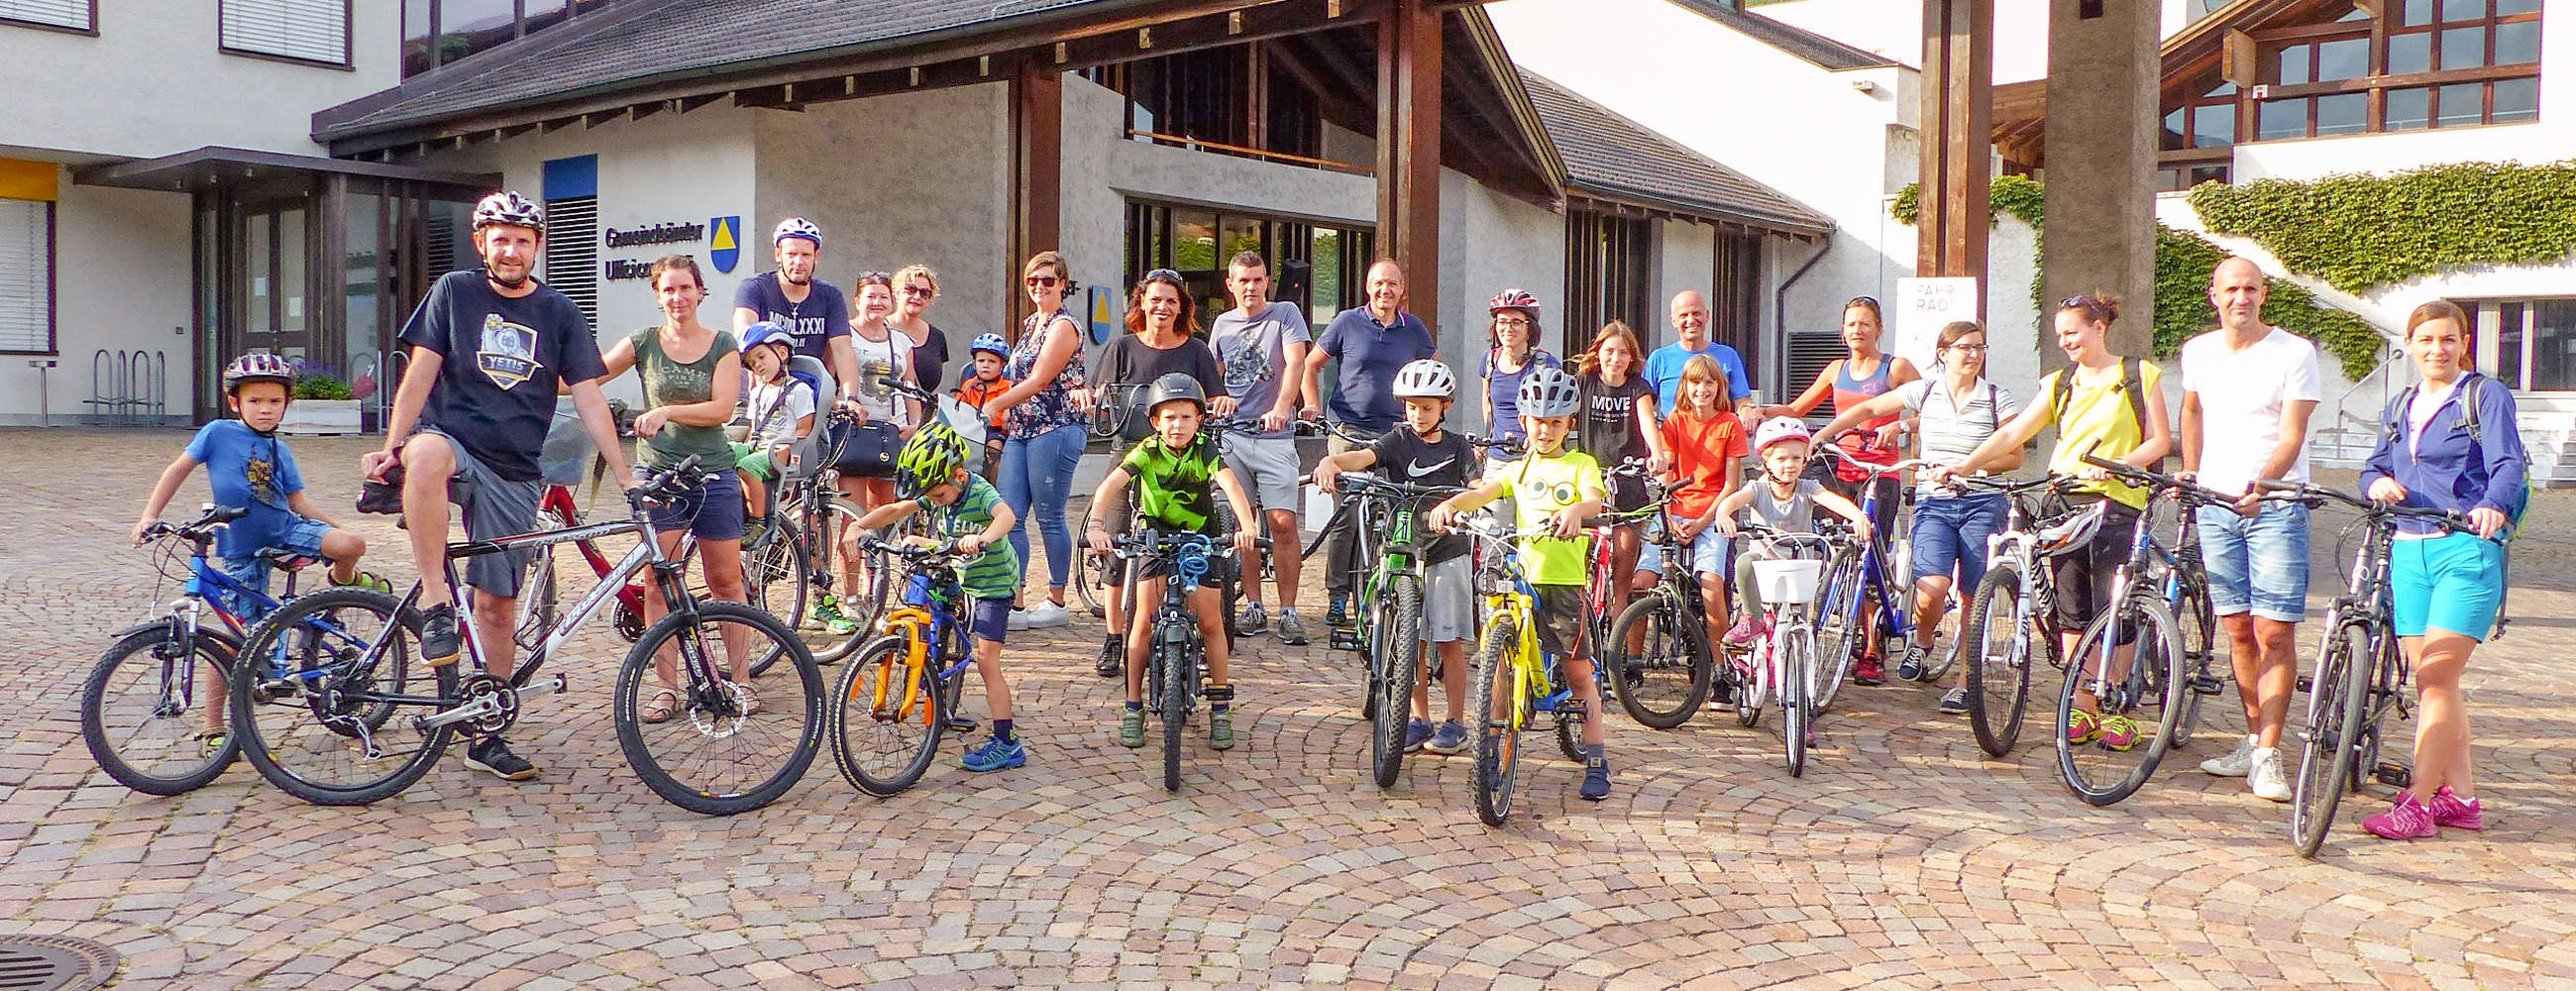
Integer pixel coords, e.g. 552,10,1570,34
2362,793,2438,840
1722,614,1762,647
2429,786,2485,830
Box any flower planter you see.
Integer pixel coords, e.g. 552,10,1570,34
278,399,363,436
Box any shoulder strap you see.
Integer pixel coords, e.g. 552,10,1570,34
2385,384,2419,440
1986,381,2000,432
2458,372,2485,440
2050,365,2075,424
2119,357,2148,433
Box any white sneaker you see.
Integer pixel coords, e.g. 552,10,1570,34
2200,735,2259,777
1022,602,1071,628
1007,607,1031,631
2248,746,2293,802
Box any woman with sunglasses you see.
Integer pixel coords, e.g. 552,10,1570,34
981,252,1092,629
1084,269,1231,677
890,264,951,391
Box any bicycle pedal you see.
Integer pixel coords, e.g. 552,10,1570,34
1555,698,1588,723
2188,674,2227,695
2373,762,2413,788
1330,630,1361,651
2297,675,2314,694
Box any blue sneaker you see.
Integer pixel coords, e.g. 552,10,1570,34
1425,719,1469,755
960,734,1027,772
1402,717,1434,753
1579,756,1612,801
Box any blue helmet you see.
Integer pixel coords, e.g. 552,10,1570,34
969,332,1010,359
739,321,795,356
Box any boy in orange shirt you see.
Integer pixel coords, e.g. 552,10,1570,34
954,333,1015,480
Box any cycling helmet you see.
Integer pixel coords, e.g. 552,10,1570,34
738,321,794,356
1143,372,1209,415
2032,500,2108,559
772,217,822,248
895,421,970,498
968,332,1010,359
1392,359,1456,399
1754,417,1813,455
1488,287,1542,317
471,191,545,233
1514,366,1580,418
222,353,296,394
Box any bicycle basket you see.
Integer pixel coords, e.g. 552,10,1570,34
1751,559,1824,606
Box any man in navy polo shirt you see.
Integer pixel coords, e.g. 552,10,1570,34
1643,289,1759,419
1300,259,1438,627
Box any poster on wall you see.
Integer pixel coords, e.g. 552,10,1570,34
1893,276,1980,373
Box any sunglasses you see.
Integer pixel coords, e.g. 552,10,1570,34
1143,268,1184,284
1024,275,1061,287
855,271,893,286
1848,295,1880,309
902,284,935,298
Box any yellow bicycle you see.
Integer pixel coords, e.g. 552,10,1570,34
1460,518,1586,826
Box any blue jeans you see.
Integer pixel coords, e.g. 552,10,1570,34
1910,493,2007,593
1000,423,1086,591
2196,500,2311,623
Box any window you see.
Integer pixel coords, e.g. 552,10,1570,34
0,198,52,353
2157,68,2236,188
541,155,598,331
1081,43,1338,168
0,0,91,33
1563,209,1652,349
221,0,350,66
2469,297,2576,391
2228,0,2541,142
1123,198,1372,330
403,0,629,77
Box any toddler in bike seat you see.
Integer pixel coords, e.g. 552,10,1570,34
1714,418,1872,645
954,333,1015,481
731,322,816,542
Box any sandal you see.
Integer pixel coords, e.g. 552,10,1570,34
738,686,764,716
641,688,680,723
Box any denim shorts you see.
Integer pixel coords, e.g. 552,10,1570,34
967,596,1013,643
2196,500,2310,622
2390,532,2505,640
641,463,746,542
222,514,334,618
1910,494,2007,592
1636,523,1730,578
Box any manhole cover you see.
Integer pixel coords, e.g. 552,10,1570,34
0,936,118,991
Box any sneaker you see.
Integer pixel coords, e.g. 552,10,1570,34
960,734,1027,772
2363,792,2439,839
2429,786,2486,830
463,736,539,781
1853,657,1885,687
1402,717,1434,753
1275,609,1311,646
1895,644,1930,683
2096,714,2143,751
2200,735,2260,777
1118,707,1145,748
1579,756,1612,801
332,570,394,594
2064,709,2100,745
1710,679,1737,714
417,603,462,668
1007,606,1032,631
2248,746,2293,802
741,517,769,548
1326,594,1350,628
1426,719,1469,755
1096,636,1123,679
813,596,857,636
1721,614,1762,647
1937,687,1970,715
1209,708,1235,751
1237,602,1269,635
1022,602,1070,629
194,727,229,759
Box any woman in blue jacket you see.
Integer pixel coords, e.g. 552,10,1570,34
2354,300,2527,840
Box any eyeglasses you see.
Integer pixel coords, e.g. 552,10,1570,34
1493,314,1532,327
1847,295,1880,309
855,271,893,286
1946,343,1988,354
1143,268,1184,284
1024,275,1061,287
902,284,935,298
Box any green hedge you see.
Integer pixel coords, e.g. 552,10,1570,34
2189,160,2576,294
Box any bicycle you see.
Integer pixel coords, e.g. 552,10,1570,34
1945,473,2078,757
82,505,334,795
828,536,983,797
1308,468,1466,788
1454,516,1588,826
1118,526,1254,792
229,459,825,816
1597,468,1716,729
1807,445,1941,713
1728,521,1839,777
2258,479,2483,856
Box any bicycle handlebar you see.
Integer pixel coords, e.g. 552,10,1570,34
2073,442,2240,507
2252,479,2482,534
1809,442,1941,478
627,455,716,508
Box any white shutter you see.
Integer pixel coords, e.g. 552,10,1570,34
221,0,348,64
0,0,92,31
0,199,53,354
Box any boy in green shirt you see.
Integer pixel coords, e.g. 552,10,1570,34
857,423,1026,772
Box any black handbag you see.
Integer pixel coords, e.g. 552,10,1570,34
830,418,901,477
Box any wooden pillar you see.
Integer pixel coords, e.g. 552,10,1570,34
1376,0,1442,328
1010,63,1062,327
2042,0,2159,358
1918,0,1992,317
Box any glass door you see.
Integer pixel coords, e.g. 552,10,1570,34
233,196,315,366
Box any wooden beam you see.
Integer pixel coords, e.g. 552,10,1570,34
583,108,624,128
1010,63,1063,327
1376,0,1442,326
1916,0,1992,309
677,93,723,113
629,100,668,121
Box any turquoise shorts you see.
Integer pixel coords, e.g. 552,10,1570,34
2389,531,2505,640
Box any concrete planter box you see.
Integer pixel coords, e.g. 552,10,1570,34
278,399,363,435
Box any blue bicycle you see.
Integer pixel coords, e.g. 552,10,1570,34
829,536,982,797
1809,445,1943,712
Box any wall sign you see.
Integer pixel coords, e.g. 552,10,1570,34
1894,276,1980,372
602,221,706,249
708,216,741,273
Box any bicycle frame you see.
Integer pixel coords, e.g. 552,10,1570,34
1814,451,1936,659
856,564,974,725
1468,529,1558,732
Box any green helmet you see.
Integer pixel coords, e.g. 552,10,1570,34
895,422,970,498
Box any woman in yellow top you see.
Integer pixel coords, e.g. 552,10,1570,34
1926,293,2173,750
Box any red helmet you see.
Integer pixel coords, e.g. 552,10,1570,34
1488,288,1542,317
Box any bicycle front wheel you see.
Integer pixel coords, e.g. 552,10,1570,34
2292,620,2373,857
82,625,240,795
1470,614,1524,826
1163,624,1194,793
1960,563,2033,758
1370,576,1424,789
615,602,823,816
828,633,944,798
1606,593,1710,729
741,519,810,676
2054,596,2185,807
1071,545,1111,618
231,589,448,806
1782,625,1813,778
2169,578,2218,750
1811,546,1866,713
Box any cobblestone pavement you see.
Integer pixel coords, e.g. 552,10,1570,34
3,428,2573,990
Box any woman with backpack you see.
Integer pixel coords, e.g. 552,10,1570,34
1479,288,1560,458
2352,300,2527,840
1927,293,2172,752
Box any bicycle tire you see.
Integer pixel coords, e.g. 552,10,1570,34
1072,546,1110,619
1735,638,1770,729
1812,546,1865,713
82,625,241,795
1371,577,1424,789
1359,587,1387,722
1782,625,1812,778
1471,613,1523,826
2292,620,2372,857
2169,578,2218,750
1554,702,1583,763
1163,618,1194,792
230,589,448,807
615,601,823,816
2054,596,2184,807
1961,563,2033,758
828,633,944,798
810,496,875,630
1606,593,1709,729
740,519,810,663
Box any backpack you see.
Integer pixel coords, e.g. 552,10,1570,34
2051,357,2162,468
2383,372,2530,543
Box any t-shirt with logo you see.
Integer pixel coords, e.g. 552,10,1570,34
1576,371,1654,466
398,271,607,482
184,419,306,562
1121,432,1227,534
1659,409,1751,522
1365,426,1477,564
926,476,1020,602
1210,302,1313,440
847,329,916,428
627,326,740,469
731,273,851,361
1506,448,1600,586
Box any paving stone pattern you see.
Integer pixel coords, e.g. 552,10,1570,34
3,429,2572,990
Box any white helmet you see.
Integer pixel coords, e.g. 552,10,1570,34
1392,359,1456,399
2033,501,2108,558
1515,366,1580,418
772,217,822,248
1754,417,1813,455
471,191,545,233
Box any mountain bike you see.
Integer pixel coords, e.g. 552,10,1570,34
1118,526,1254,792
230,459,824,816
829,536,982,797
1455,516,1587,826
1309,468,1466,788
1598,469,1715,729
1946,473,2077,757
1808,445,1941,712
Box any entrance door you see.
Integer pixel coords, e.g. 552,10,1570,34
235,198,315,365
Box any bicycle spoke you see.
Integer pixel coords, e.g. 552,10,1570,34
83,628,236,795
231,589,452,806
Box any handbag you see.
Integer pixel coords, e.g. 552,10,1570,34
830,418,901,475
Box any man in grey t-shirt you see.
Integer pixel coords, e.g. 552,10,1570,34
1209,251,1315,644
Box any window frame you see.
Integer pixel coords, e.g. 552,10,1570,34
2468,295,2576,392
2236,0,2541,142
0,0,96,36
218,0,356,70
0,198,58,357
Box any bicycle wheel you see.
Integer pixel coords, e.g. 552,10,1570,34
82,625,240,795
2292,620,2373,856
615,601,823,815
1782,625,1813,778
743,519,811,678
1470,614,1523,826
1811,546,1866,713
1735,639,1770,728
1606,593,1709,729
828,633,944,797
1961,563,2033,758
2169,579,2218,750
1359,587,1388,721
807,495,874,628
2054,596,2185,807
1162,620,1194,793
230,589,448,806
1370,576,1424,789
1071,546,1110,619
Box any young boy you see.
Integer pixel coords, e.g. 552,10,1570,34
131,354,388,751
733,321,816,542
1425,367,1617,800
1312,359,1477,755
1083,373,1261,751
854,423,1027,771
953,333,1015,482
1715,418,1874,644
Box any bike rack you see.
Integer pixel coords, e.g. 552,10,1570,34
82,349,167,426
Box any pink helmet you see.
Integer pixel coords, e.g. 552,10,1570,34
1488,287,1542,317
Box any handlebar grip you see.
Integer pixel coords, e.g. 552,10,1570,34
2252,479,2302,494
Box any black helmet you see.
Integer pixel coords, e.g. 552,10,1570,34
1142,372,1208,416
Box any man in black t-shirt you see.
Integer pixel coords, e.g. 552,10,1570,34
730,217,862,410
363,190,634,783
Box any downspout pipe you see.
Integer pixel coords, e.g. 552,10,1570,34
1771,235,1834,403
